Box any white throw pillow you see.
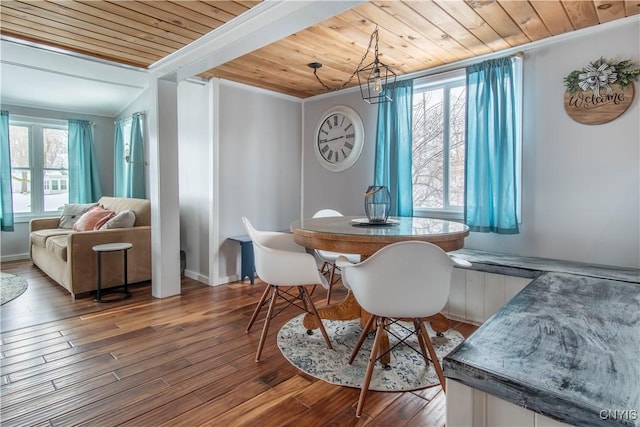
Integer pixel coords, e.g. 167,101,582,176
59,203,99,229
100,209,136,230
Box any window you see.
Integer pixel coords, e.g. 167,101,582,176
412,70,466,220
9,116,69,215
411,61,522,221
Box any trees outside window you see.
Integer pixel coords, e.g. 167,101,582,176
412,72,466,219
9,117,68,214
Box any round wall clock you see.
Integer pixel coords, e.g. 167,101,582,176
313,105,364,172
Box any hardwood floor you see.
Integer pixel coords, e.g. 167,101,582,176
0,260,477,426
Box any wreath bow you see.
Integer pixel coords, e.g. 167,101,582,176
564,58,639,95
578,63,617,95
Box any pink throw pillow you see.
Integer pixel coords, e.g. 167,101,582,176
73,206,116,231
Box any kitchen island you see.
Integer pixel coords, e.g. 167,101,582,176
444,266,639,427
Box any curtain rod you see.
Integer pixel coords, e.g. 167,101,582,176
399,50,524,84
114,111,145,123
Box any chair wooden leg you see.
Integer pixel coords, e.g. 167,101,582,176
246,284,271,332
320,261,329,275
299,286,333,350
413,319,431,364
349,313,376,364
418,321,446,392
326,264,337,301
255,286,278,362
299,286,310,312
356,316,385,418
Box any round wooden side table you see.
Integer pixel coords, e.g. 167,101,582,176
92,242,133,302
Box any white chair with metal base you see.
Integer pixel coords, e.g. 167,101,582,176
242,217,333,362
336,241,471,418
312,209,360,304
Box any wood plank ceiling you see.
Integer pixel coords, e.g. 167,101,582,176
1,1,638,99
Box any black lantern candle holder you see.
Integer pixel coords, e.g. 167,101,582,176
364,185,391,223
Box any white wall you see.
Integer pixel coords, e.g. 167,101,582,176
302,90,379,218
302,20,640,269
217,81,302,283
0,104,115,261
464,20,639,268
177,80,211,282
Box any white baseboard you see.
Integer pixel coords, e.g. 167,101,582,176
217,274,240,285
184,269,210,285
1,253,30,263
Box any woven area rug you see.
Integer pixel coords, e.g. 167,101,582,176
0,272,28,305
277,314,464,392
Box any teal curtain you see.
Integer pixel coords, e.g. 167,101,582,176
1,110,14,231
374,79,414,217
114,119,126,197
464,57,519,234
114,113,145,198
128,113,146,198
68,119,103,203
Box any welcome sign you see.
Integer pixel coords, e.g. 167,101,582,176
563,58,639,125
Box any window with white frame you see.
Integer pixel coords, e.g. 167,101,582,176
9,116,69,215
412,70,466,220
412,61,522,221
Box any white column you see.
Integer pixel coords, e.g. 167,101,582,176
208,78,220,286
148,75,181,298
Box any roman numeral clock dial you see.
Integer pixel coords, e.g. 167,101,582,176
314,106,364,172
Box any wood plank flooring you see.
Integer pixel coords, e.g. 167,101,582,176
1,260,477,426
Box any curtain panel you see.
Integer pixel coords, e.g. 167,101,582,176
68,119,103,204
114,113,145,199
0,110,14,231
374,79,414,217
114,119,126,197
464,57,519,234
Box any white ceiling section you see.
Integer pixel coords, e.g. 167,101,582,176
0,39,148,117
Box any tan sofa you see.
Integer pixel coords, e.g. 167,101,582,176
30,196,151,298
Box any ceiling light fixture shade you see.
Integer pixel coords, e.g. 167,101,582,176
356,28,396,104
308,26,396,104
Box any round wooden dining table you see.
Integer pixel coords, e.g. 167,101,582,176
291,215,469,257
290,215,470,359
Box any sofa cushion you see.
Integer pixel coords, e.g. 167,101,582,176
31,228,76,248
73,206,116,231
59,203,99,229
46,235,69,262
98,197,150,227
100,209,136,230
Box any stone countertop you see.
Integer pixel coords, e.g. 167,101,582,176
443,272,640,426
451,248,640,283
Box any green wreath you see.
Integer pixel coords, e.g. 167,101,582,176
563,58,640,94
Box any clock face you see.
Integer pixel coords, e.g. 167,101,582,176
314,106,364,172
317,113,354,164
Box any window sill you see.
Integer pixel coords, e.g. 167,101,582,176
413,208,463,222
13,212,61,224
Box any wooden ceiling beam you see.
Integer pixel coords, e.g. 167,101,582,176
530,1,576,35
593,0,627,23
403,1,492,58
497,0,552,41
473,1,533,46
561,0,600,29
434,0,512,52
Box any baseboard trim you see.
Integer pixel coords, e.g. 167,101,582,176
184,269,210,285
1,253,30,263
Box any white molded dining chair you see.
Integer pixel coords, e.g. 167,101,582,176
312,209,360,304
336,241,471,418
242,217,333,362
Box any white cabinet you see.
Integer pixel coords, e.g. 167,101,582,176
446,380,572,427
444,269,531,324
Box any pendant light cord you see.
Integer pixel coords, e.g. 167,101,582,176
310,26,380,92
